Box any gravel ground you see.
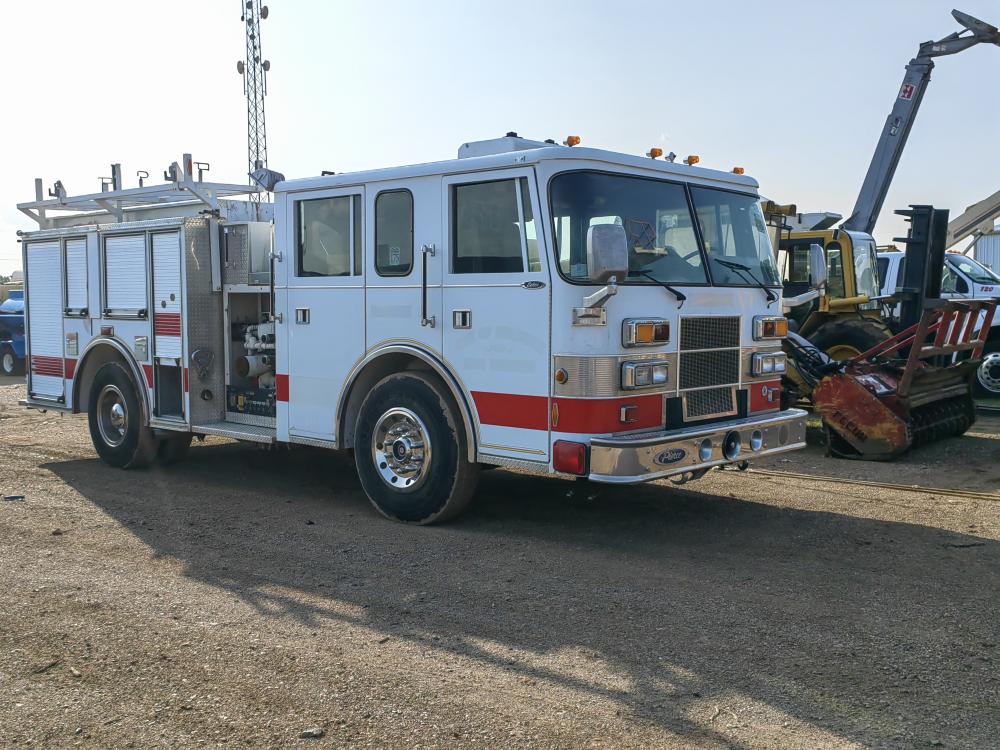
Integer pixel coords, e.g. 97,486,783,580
1,375,998,749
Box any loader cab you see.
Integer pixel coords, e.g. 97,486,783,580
777,229,883,336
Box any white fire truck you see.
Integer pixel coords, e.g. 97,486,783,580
17,137,808,523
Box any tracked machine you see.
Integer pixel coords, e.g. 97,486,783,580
783,206,997,459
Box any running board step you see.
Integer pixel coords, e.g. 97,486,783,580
192,422,276,444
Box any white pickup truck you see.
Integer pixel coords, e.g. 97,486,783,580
878,250,1000,395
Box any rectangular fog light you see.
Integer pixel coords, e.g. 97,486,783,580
622,360,669,390
751,352,785,376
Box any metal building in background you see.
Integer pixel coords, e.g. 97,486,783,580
238,0,271,202
975,230,1000,270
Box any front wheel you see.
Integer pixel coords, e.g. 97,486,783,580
807,317,892,361
975,350,1000,398
354,372,479,524
87,362,159,468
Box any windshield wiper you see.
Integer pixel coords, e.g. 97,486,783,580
713,258,777,304
634,270,687,306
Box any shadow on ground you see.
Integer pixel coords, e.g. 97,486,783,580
47,442,1000,748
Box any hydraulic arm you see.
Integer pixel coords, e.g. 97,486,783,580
843,9,1000,235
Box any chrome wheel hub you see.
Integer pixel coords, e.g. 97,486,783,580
978,352,1000,394
371,407,432,492
97,385,129,447
2,352,13,372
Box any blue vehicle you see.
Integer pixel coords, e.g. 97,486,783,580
0,290,25,376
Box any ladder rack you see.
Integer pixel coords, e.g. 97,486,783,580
17,153,262,228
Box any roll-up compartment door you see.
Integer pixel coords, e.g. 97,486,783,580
152,231,182,360
64,238,88,314
26,241,65,399
104,234,148,314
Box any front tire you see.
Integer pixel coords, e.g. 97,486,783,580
354,372,479,524
808,317,892,361
87,362,159,468
974,331,1000,398
975,350,1000,398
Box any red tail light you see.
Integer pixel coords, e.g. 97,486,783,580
553,440,588,476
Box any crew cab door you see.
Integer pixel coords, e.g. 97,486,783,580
283,186,366,441
441,169,551,462
365,176,443,359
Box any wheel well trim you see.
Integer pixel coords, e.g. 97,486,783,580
336,343,479,462
73,336,151,425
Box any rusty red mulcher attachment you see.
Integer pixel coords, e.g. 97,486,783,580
793,299,997,459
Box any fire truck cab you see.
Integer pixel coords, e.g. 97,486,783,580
18,138,807,523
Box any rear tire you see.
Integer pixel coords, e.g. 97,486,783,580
1,348,23,376
354,372,479,524
158,433,193,465
974,344,1000,398
807,317,892,362
87,362,159,469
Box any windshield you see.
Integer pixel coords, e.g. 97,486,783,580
550,171,708,285
947,255,1000,284
689,187,780,287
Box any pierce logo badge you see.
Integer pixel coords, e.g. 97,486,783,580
654,448,687,465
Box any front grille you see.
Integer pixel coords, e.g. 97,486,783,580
684,387,737,420
679,349,739,390
677,317,741,406
680,316,740,351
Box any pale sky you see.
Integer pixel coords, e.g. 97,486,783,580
2,0,998,274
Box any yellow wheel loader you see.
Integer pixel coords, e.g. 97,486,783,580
762,203,894,400
766,8,999,396
770,204,996,460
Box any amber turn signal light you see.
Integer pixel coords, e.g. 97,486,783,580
753,316,789,340
623,318,670,347
634,322,669,344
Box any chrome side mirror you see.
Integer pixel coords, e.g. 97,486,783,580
574,224,630,326
586,224,629,284
809,243,828,290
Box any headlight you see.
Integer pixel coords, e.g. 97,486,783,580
621,360,669,390
753,315,789,340
751,352,786,376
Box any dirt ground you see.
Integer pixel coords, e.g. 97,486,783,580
1,374,998,749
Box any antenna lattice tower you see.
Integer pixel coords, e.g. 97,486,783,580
238,0,271,202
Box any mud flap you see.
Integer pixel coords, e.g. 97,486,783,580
812,375,912,460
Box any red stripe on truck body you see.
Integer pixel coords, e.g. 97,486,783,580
471,391,664,434
471,391,548,430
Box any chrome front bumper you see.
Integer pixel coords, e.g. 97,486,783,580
588,408,808,484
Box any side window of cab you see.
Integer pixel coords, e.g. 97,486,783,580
450,177,538,274
941,264,969,295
